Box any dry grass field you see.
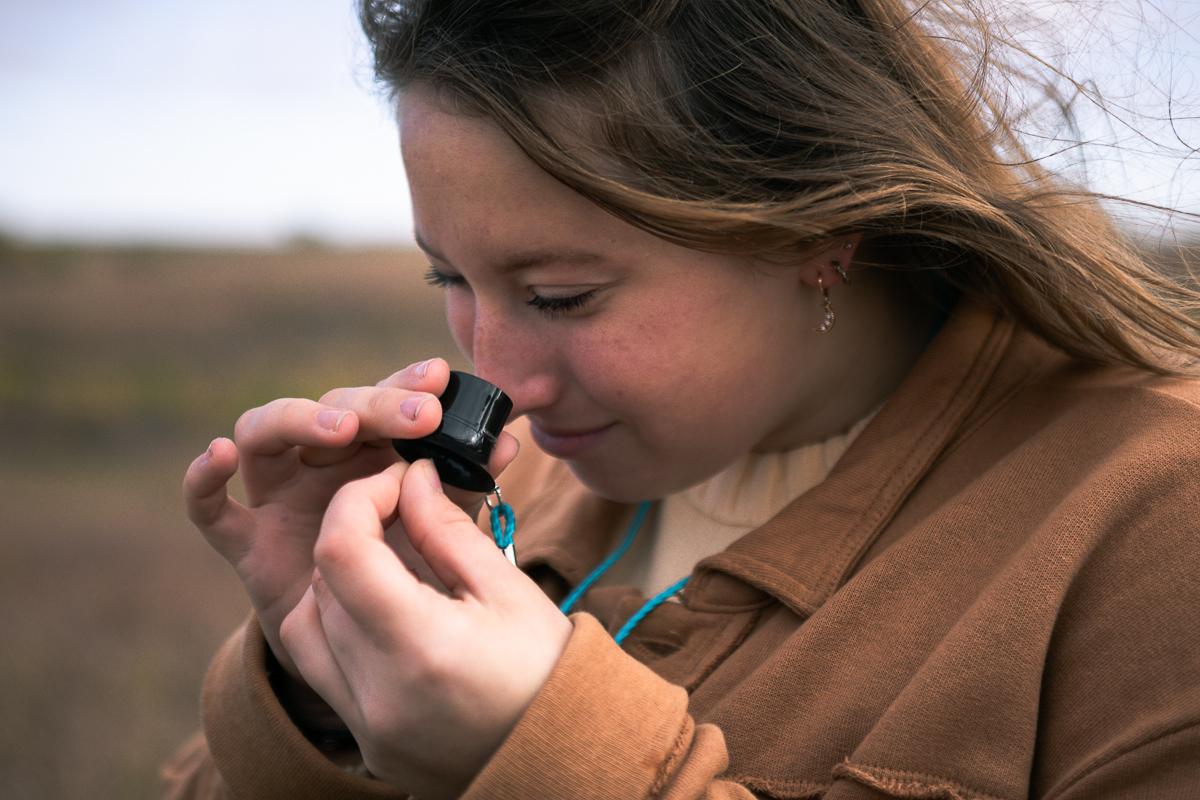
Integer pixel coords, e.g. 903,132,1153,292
0,233,1195,798
0,242,463,798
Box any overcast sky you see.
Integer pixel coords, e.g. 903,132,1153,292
1,0,1196,247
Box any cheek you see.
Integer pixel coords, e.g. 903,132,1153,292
566,318,656,403
444,294,474,360
571,310,744,428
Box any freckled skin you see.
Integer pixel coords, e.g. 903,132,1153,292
398,84,939,502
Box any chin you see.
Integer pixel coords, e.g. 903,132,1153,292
564,457,722,504
563,460,667,504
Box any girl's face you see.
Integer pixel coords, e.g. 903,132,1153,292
400,87,840,502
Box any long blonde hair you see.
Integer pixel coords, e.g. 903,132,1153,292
360,0,1199,373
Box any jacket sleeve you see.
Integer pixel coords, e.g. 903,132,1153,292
160,615,406,800
461,612,756,800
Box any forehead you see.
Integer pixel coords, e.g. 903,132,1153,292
399,87,523,180
395,85,771,281
397,87,646,261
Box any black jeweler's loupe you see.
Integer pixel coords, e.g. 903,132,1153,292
392,370,512,493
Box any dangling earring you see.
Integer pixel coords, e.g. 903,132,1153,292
814,276,835,333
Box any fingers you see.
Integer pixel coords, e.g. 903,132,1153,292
398,460,508,600
442,429,522,513
183,438,256,559
298,435,397,471
313,463,426,623
320,357,450,437
315,384,443,444
489,430,521,478
279,583,355,715
384,518,452,594
230,359,447,467
297,359,450,467
235,397,363,460
375,357,450,391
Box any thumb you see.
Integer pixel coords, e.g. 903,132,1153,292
398,459,509,599
443,429,521,517
487,429,521,478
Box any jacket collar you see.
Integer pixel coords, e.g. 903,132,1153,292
693,301,1017,616
509,300,1027,618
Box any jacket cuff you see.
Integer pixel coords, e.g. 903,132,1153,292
202,614,404,799
462,612,694,800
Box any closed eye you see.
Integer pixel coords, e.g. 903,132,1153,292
525,290,599,317
423,265,465,289
423,266,598,318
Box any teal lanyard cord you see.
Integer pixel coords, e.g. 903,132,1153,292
556,500,690,647
489,500,516,550
487,489,517,566
558,500,652,615
613,575,691,645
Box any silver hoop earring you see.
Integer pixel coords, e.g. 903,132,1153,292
814,276,835,333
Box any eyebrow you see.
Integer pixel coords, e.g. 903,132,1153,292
414,232,609,274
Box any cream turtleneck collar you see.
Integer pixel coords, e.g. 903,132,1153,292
596,411,877,596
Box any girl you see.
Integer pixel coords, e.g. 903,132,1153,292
165,1,1200,798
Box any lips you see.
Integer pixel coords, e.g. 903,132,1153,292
531,422,611,437
528,420,615,458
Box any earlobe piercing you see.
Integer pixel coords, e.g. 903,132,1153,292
814,275,835,333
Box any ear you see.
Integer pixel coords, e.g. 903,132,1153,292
797,233,864,289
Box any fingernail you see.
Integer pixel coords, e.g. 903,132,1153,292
400,395,428,421
317,409,348,431
421,460,442,493
415,358,433,378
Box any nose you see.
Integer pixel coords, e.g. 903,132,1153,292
469,303,559,420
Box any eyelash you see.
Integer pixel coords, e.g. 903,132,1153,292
423,266,599,318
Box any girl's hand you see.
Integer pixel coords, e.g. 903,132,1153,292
181,357,520,684
279,459,572,800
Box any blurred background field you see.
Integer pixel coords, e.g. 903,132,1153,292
0,240,465,798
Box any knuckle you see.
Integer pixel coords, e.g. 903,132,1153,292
235,398,304,445
232,406,261,443
365,389,394,419
338,471,373,500
318,386,345,406
183,493,209,525
311,534,337,569
181,463,203,497
376,369,406,388
183,505,206,528
182,481,217,526
409,626,460,688
313,528,350,572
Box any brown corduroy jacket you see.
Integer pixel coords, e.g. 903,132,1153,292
163,302,1200,799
